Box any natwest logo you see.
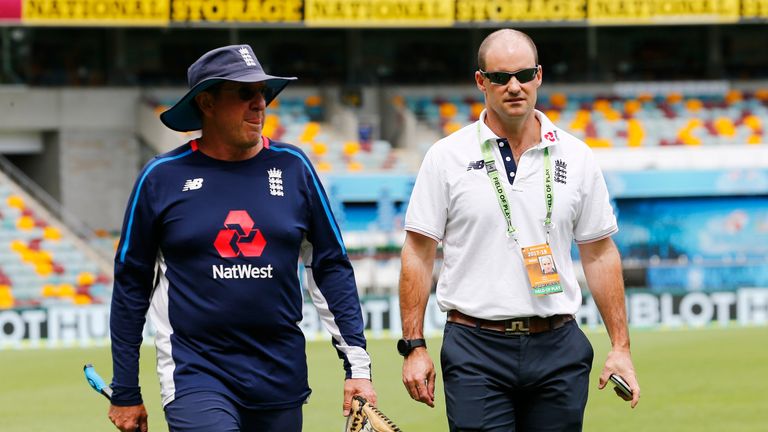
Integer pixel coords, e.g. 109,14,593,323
214,210,266,258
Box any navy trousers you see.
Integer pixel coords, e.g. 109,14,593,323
441,320,594,432
164,391,303,432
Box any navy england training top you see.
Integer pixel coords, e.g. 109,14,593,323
110,138,370,409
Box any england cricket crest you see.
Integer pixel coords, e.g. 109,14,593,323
268,168,284,197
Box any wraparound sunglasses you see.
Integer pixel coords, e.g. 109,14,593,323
480,66,540,85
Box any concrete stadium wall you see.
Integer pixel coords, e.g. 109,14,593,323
0,87,141,231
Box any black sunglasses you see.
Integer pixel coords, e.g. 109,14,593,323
480,66,539,85
218,84,269,102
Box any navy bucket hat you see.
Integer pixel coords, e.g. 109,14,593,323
160,44,297,132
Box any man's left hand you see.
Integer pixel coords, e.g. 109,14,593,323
343,378,377,416
599,349,640,408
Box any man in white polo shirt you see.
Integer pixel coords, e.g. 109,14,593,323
397,29,640,431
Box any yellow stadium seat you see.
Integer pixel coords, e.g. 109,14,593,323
549,93,567,109
74,294,92,305
593,99,611,112
747,135,762,145
627,119,645,147
714,118,736,137
42,284,58,297
316,161,333,173
443,121,462,135
681,134,702,146
624,100,641,116
311,142,328,157
585,137,612,148
58,284,76,298
7,195,24,209
30,250,53,264
685,99,703,112
666,93,683,104
470,102,484,119
755,89,768,102
743,115,762,131
0,285,12,307
545,110,560,122
637,93,654,103
305,95,322,107
569,110,590,132
262,114,280,137
77,272,96,286
439,103,458,120
20,249,36,262
347,161,364,172
343,141,361,157
10,240,26,252
603,110,621,122
725,90,742,104
35,262,53,276
43,226,62,241
16,216,35,231
299,122,321,144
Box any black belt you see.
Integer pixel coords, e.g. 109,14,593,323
447,310,575,335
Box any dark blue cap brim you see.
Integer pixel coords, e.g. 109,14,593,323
159,73,296,132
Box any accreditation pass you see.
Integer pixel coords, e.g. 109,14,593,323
521,243,563,296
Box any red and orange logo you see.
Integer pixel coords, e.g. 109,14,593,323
213,210,266,258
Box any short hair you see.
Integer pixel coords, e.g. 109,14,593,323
478,29,539,70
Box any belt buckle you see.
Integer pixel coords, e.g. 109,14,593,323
504,317,530,335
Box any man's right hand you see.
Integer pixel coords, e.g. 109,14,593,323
402,347,436,407
108,404,148,432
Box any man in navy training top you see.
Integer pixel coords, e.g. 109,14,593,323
108,44,376,432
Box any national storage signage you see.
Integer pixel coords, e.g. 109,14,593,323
305,0,454,27
742,0,768,18
22,0,170,25
1,0,768,27
454,0,587,24
170,0,302,24
2,289,767,349
587,0,741,25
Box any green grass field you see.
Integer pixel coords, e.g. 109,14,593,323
1,326,766,431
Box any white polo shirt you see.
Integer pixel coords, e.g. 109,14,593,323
405,110,617,319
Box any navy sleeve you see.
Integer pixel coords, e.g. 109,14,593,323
298,153,371,380
110,163,161,406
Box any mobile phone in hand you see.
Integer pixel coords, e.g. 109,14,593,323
609,374,632,398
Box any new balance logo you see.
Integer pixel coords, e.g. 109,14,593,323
268,168,284,197
182,178,204,191
239,47,256,66
467,160,485,171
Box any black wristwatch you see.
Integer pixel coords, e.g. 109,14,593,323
397,338,427,357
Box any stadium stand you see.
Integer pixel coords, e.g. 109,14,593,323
401,87,768,148
141,93,406,174
0,169,112,309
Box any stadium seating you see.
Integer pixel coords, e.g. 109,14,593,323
0,182,112,309
152,94,404,173
402,88,768,148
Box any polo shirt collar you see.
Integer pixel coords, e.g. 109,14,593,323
477,109,561,149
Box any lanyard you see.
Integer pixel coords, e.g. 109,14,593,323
477,122,554,243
